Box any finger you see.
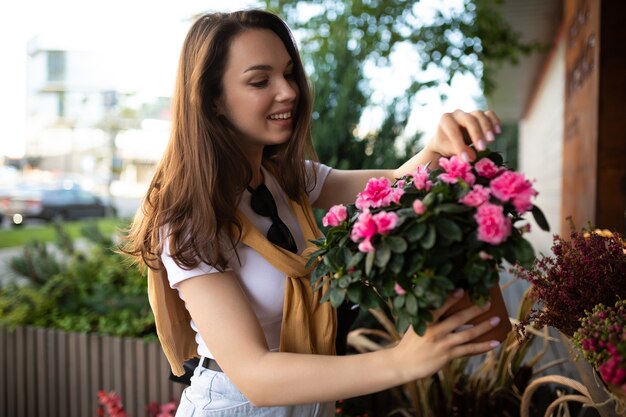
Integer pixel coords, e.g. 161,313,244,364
449,339,501,359
435,301,492,335
430,288,465,321
470,111,495,147
484,110,501,135
439,113,473,162
453,110,485,155
446,314,501,346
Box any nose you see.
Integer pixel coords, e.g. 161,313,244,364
276,78,298,102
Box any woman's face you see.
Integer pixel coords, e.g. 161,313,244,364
219,29,299,158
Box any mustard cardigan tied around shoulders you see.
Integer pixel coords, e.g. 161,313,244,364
147,199,337,376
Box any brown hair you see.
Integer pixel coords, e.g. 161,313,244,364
122,10,317,271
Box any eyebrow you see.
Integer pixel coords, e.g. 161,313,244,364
244,60,294,73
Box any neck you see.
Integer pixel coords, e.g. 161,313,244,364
242,145,264,189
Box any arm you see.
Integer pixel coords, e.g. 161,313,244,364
177,273,500,407
314,109,501,210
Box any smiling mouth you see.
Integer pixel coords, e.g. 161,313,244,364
267,111,292,120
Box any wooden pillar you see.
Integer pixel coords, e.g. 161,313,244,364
562,0,626,234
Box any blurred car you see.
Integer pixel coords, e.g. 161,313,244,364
0,184,116,225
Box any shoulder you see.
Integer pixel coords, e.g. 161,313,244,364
160,227,232,289
304,160,332,204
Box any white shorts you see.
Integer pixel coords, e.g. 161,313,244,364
175,361,335,417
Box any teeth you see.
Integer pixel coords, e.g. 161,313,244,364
268,112,291,120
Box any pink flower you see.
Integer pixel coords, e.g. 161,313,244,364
474,158,501,178
412,165,432,191
413,199,426,215
438,155,475,185
358,238,375,253
475,203,512,245
351,210,377,242
394,283,406,295
459,184,490,207
356,177,404,210
489,170,538,213
322,204,348,227
372,211,399,235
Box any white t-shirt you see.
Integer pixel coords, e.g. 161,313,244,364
161,161,332,358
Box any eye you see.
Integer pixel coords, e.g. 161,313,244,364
250,79,269,88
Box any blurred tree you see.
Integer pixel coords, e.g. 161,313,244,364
262,0,542,170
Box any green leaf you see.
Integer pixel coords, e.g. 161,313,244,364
346,251,364,269
311,262,330,286
435,203,472,214
422,192,436,206
322,250,341,271
389,253,404,275
435,218,463,242
405,292,418,315
347,285,363,304
514,237,535,269
361,288,380,309
375,241,391,268
531,205,550,231
387,236,408,253
406,222,427,242
393,294,405,309
420,223,437,249
329,288,347,307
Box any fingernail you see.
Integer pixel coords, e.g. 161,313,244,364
486,131,495,142
489,316,501,326
453,289,464,298
495,124,502,134
461,151,470,162
489,340,500,348
482,301,491,310
476,139,486,151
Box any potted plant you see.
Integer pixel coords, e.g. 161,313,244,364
308,150,549,340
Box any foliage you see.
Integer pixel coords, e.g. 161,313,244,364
309,150,547,334
345,287,563,417
262,0,543,171
572,299,626,392
513,226,626,338
96,390,177,417
0,222,155,338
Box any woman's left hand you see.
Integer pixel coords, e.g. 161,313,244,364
425,109,501,162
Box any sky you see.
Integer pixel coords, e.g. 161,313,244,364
0,0,481,159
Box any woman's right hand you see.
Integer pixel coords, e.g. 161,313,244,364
392,289,502,381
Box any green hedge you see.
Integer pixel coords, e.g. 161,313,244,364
0,222,155,338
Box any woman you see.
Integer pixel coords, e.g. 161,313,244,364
123,9,503,417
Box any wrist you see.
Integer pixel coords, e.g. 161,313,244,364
387,342,414,384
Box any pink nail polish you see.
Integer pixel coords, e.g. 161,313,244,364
486,131,495,142
461,151,469,162
489,340,500,348
482,301,491,310
477,139,486,151
489,316,501,326
495,125,502,134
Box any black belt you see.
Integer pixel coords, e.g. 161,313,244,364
201,357,223,372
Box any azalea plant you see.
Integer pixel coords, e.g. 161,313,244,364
309,150,549,334
572,299,626,394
